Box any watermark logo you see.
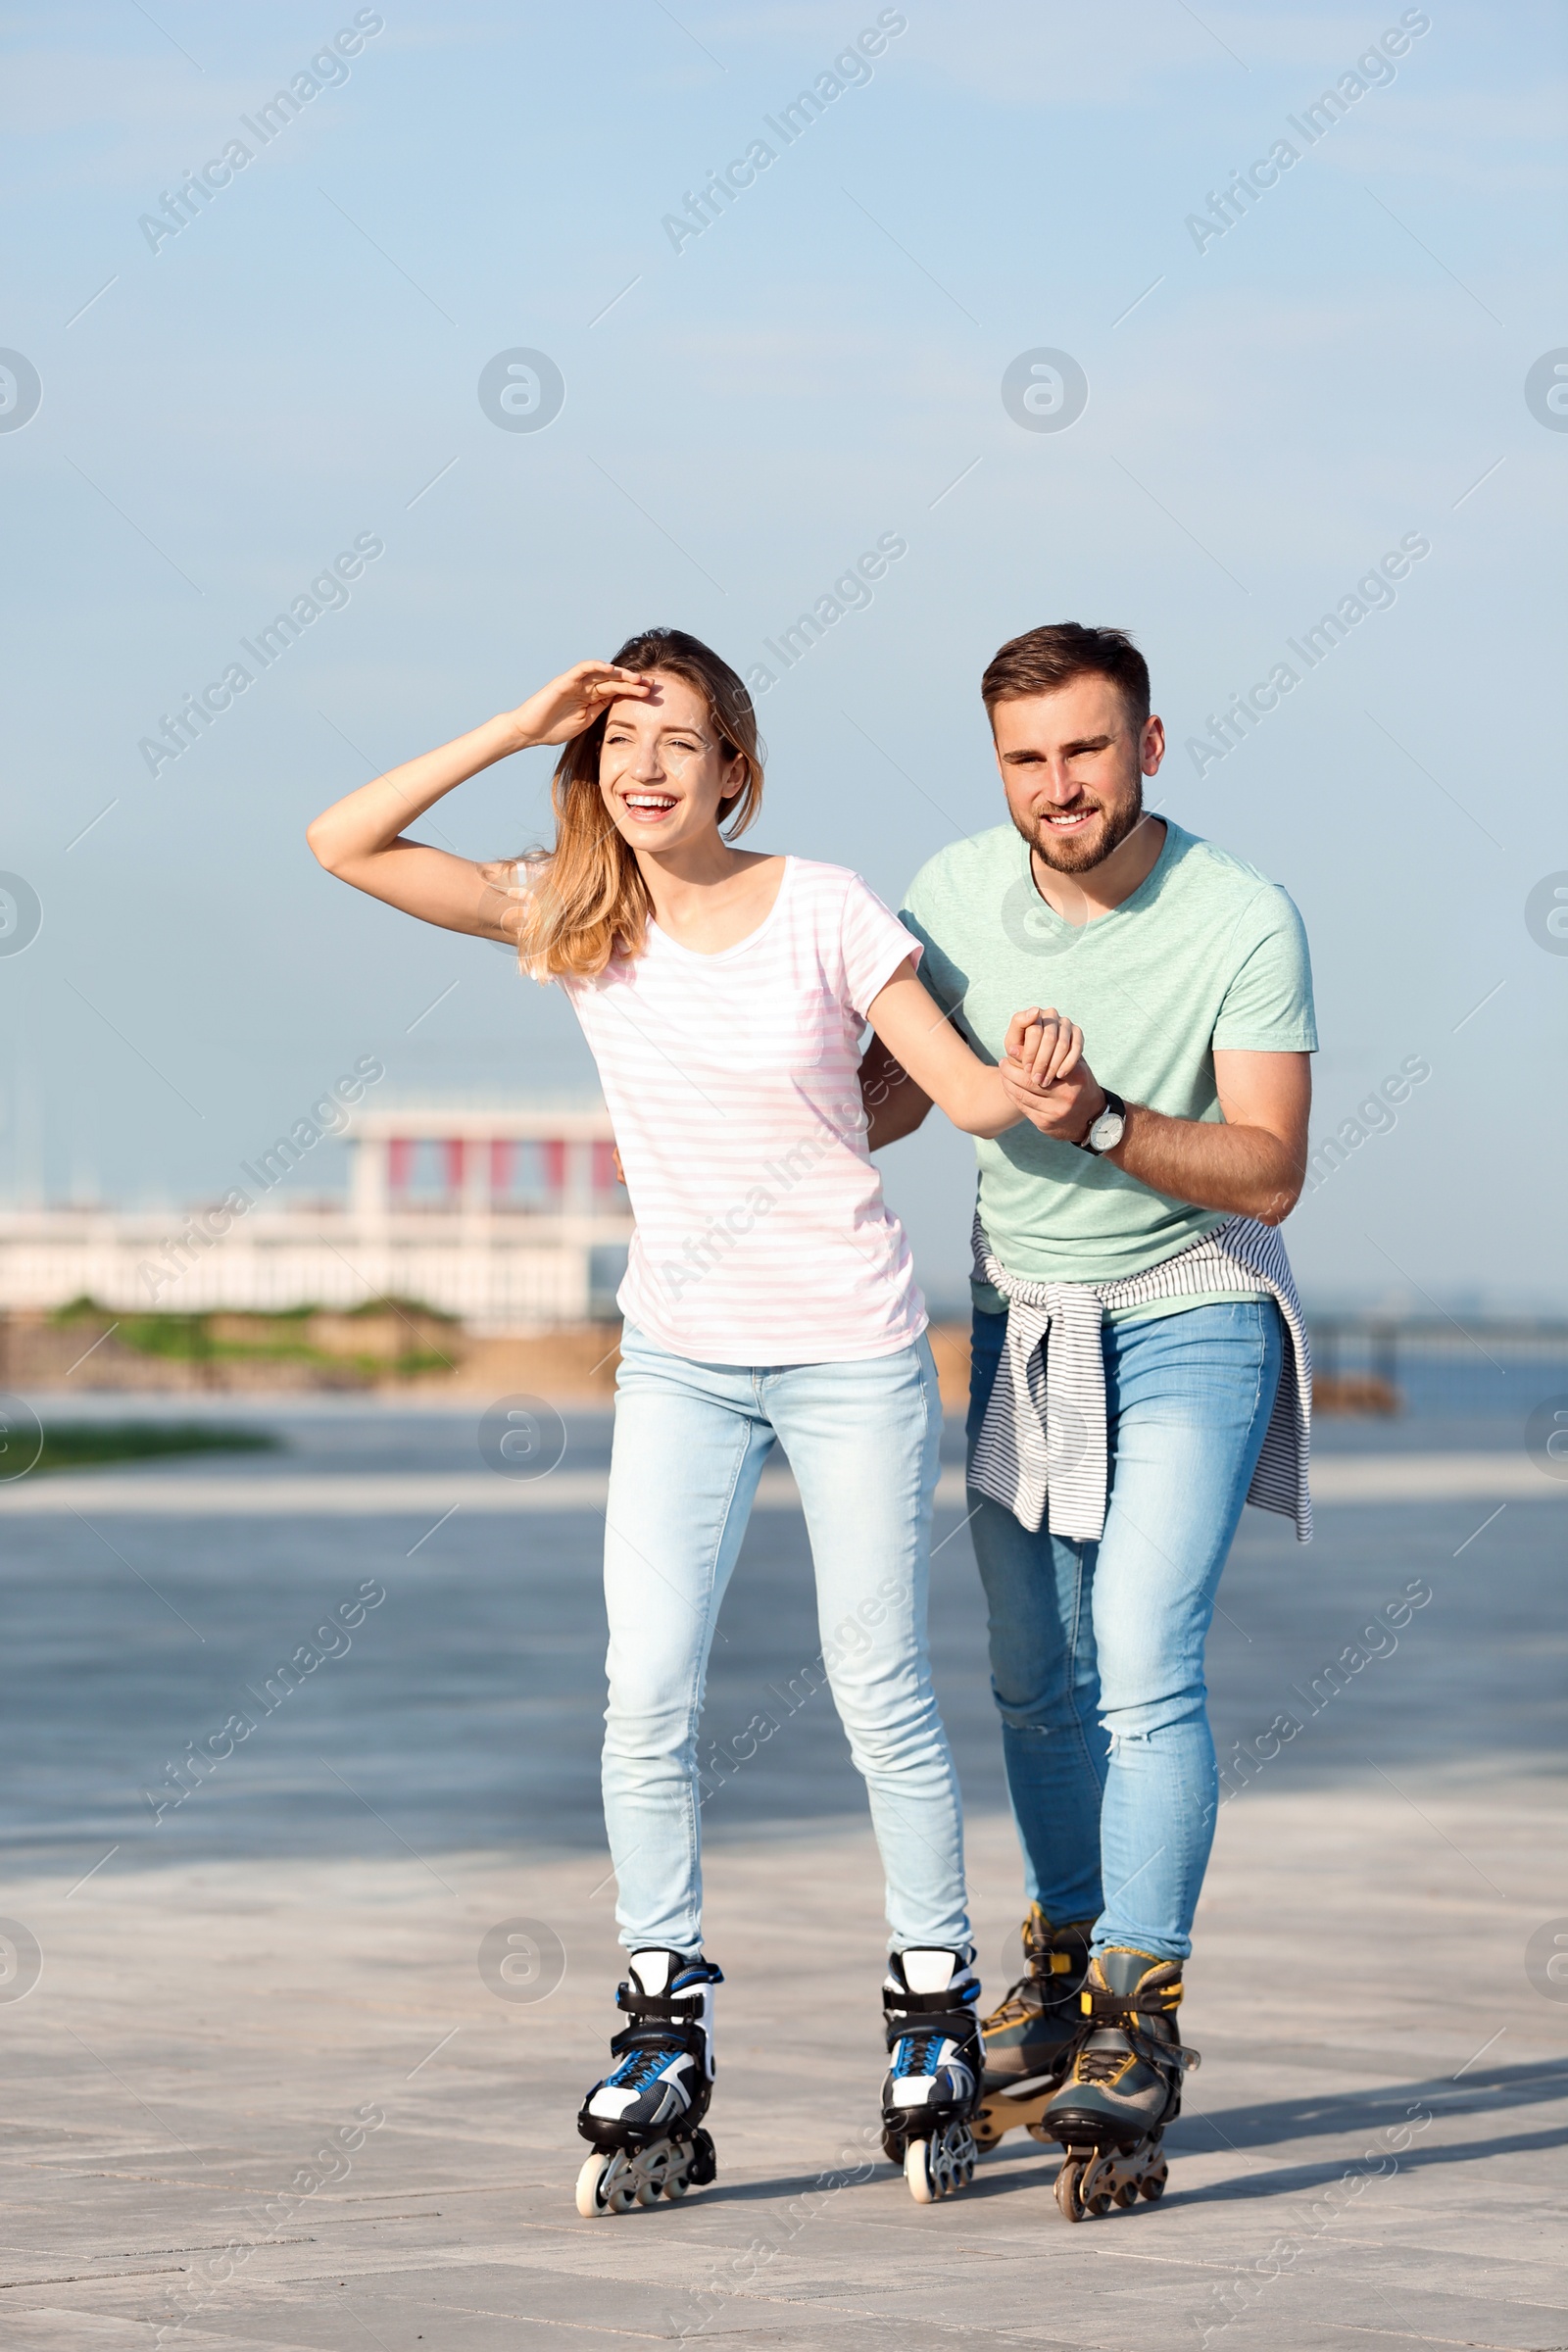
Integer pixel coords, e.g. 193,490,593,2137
137,1055,386,1305
478,350,564,433
138,535,386,779
1002,348,1089,434
660,15,908,255
478,1917,566,2002
1525,1396,1568,1482
1184,16,1432,259
142,1580,387,1825
0,872,42,956
1188,532,1431,777
0,352,42,433
1525,872,1568,955
478,1394,567,1480
0,1395,44,1482
137,15,387,256
1218,1578,1433,1807
1524,350,1568,432
1526,1918,1568,2001
0,1920,42,2002
751,532,907,697
1302,1054,1431,1195
1000,874,1079,958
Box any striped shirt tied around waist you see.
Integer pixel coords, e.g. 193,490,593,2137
968,1211,1313,1544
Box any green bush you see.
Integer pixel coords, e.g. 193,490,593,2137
31,1423,281,1474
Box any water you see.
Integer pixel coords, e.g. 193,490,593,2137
0,1403,1560,1880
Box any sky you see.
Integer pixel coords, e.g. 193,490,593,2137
2,0,1564,1313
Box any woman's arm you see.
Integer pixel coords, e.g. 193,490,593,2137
305,661,650,941
863,964,1069,1139
858,1033,934,1151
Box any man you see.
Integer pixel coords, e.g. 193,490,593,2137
859,622,1315,2205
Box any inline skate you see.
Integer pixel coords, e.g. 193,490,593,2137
575,1949,722,2216
880,1946,982,2203
1038,1947,1200,2221
972,1908,1093,2152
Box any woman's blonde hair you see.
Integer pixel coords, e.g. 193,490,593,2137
502,628,763,982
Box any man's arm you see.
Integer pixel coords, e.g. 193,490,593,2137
858,1032,934,1150
998,1034,1310,1225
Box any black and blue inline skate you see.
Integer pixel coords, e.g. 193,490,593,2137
880,1946,983,2203
575,1949,723,2216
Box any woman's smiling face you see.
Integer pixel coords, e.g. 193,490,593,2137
598,671,746,856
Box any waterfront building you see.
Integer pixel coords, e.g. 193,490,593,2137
0,1100,631,1330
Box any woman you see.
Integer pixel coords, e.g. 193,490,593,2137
307,628,1065,2214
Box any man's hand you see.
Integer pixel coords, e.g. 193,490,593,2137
1001,1006,1104,1145
997,1008,1310,1225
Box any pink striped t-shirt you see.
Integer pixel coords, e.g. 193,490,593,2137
561,858,928,1365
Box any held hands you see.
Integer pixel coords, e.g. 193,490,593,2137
1002,1007,1107,1146
510,661,654,750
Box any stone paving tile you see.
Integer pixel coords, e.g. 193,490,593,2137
2,1425,1563,2351
2,1787,1564,2349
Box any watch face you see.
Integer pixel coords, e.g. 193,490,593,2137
1090,1109,1124,1152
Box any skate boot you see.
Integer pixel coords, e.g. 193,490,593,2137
972,1909,1093,2151
575,1949,722,2216
1040,1947,1200,2221
880,1946,983,2203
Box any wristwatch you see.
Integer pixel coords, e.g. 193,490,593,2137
1077,1089,1127,1155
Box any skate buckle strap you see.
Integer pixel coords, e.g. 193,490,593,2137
1068,2013,1201,2079
1122,2022,1201,2074
615,1984,709,2023
608,2016,704,2061
1073,1963,1199,2074
883,1983,977,2018
1080,1964,1184,2023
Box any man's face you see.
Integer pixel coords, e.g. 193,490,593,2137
992,674,1165,874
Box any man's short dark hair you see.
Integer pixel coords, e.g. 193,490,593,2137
981,623,1151,730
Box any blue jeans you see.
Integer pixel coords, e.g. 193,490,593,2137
602,1324,969,1956
967,1299,1282,1963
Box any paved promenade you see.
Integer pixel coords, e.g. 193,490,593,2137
0,1403,1563,2347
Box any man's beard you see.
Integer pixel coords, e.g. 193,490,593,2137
1014,778,1145,875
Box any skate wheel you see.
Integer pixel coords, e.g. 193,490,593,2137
575,2151,609,2219
1141,2170,1166,2201
586,2148,641,2214
905,2138,936,2204
1113,2180,1139,2208
1054,2156,1087,2223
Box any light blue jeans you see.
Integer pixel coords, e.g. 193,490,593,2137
601,1324,969,1956
967,1299,1282,1964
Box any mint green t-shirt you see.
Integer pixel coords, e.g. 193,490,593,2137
899,819,1317,1309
